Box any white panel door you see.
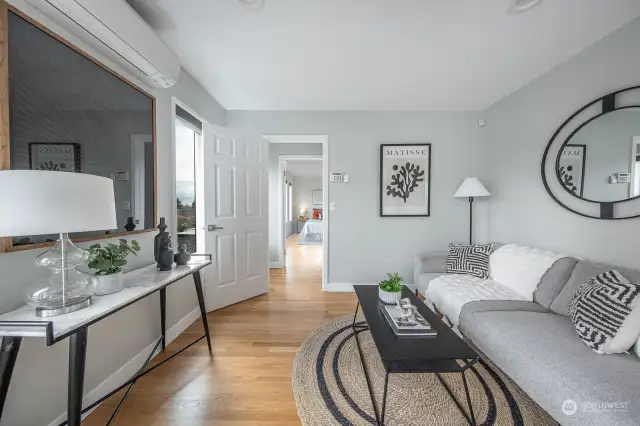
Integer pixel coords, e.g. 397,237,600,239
202,123,269,311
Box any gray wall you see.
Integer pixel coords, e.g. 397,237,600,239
484,17,640,269
267,143,323,262
228,112,488,284
569,109,640,201
2,2,227,425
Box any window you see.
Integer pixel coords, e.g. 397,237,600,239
288,183,293,222
175,115,201,252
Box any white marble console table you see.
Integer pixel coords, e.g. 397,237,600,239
0,255,212,426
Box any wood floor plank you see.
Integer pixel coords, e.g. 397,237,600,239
83,235,355,425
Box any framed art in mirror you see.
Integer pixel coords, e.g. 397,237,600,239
542,86,640,220
0,3,157,253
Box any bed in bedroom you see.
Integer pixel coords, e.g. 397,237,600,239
298,219,323,245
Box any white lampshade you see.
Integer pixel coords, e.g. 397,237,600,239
0,171,117,237
454,177,491,198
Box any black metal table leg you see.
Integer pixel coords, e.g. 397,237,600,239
67,327,88,426
193,270,212,352
380,371,389,426
160,287,167,350
0,337,22,420
461,368,477,426
351,301,360,326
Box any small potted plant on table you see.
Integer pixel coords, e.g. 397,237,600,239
87,239,140,295
379,272,403,304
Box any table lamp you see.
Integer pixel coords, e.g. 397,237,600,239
453,177,491,245
0,171,117,317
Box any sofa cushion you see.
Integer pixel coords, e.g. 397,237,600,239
533,257,578,309
551,261,640,317
426,274,527,326
490,244,564,301
445,243,492,278
569,270,640,354
461,310,640,426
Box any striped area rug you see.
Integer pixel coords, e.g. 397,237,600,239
292,315,556,426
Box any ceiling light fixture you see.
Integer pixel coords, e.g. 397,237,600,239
238,0,265,13
508,0,543,13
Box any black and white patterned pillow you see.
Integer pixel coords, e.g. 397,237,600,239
569,270,640,354
445,243,492,279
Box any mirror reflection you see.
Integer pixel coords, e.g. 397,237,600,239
558,108,640,202
8,12,155,247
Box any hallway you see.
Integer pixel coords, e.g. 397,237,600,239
85,236,354,425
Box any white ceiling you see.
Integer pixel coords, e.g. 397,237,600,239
285,160,322,177
132,0,640,111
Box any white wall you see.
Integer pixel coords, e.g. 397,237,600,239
228,112,487,284
2,2,227,425
293,175,323,219
484,17,640,269
266,143,323,263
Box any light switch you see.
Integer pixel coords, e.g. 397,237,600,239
330,202,336,212
123,201,131,210
343,174,350,183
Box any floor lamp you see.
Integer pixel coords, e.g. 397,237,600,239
454,177,491,245
0,171,117,317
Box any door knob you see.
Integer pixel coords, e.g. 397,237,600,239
207,225,224,231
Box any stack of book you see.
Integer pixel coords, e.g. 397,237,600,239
381,305,437,337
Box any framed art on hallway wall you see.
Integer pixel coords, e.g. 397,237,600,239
380,143,431,217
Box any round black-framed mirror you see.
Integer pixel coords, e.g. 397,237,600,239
542,86,640,220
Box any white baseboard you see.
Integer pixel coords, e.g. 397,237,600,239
48,307,201,426
269,261,284,269
324,282,417,292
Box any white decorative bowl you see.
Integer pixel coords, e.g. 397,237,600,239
379,287,402,304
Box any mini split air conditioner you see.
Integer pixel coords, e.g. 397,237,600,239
24,0,181,88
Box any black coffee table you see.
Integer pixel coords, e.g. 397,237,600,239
352,285,480,426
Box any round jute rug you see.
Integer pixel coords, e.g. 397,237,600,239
292,315,556,426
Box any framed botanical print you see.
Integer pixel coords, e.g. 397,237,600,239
29,143,81,172
380,143,431,217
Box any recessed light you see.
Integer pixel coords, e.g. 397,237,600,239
508,0,543,13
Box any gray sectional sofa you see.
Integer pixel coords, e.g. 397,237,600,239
414,249,640,426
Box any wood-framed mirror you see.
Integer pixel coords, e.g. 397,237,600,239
0,2,157,253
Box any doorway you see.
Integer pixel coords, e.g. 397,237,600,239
266,135,329,289
282,157,324,272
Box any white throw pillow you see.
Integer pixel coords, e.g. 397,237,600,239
489,244,563,301
569,270,640,354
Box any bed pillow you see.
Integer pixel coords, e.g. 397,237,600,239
445,243,492,279
569,270,640,354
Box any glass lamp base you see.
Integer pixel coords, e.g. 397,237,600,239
35,295,92,318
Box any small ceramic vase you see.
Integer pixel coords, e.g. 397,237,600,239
174,244,191,266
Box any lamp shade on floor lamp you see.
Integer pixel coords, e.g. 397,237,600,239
454,177,491,245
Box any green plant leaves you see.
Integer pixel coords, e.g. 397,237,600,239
86,240,141,275
379,272,403,292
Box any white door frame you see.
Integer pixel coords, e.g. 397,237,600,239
130,134,153,229
265,135,329,290
630,136,640,198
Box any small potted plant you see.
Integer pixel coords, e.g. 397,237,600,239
379,272,403,304
87,239,140,295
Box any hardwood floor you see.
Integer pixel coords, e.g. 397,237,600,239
84,235,355,425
